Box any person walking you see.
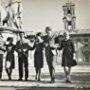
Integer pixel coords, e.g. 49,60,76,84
16,34,33,81
43,27,57,83
33,32,44,81
5,37,15,80
57,31,77,83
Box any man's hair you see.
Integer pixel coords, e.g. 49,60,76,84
63,31,69,36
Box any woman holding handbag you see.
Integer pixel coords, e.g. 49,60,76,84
57,31,77,83
33,32,44,81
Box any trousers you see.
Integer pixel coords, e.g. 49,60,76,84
18,54,28,79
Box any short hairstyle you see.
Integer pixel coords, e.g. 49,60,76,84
7,37,13,42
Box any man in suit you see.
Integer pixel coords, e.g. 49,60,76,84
16,35,32,81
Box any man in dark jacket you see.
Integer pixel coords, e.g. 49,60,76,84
16,36,33,81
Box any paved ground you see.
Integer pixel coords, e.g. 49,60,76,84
0,65,90,90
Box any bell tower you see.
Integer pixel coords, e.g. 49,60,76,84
62,1,76,32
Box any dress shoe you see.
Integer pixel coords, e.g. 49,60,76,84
18,78,22,81
37,78,41,81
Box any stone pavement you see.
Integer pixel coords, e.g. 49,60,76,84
0,65,90,89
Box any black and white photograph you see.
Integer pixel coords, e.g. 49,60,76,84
0,0,90,90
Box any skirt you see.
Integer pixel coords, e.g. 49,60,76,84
6,53,15,69
34,51,43,69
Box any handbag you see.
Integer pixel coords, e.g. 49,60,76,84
67,46,77,66
72,59,77,66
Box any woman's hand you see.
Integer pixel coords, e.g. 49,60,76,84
73,53,76,60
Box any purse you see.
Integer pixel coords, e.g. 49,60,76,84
67,46,77,66
72,59,77,66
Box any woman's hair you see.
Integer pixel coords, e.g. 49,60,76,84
7,37,13,42
45,26,52,33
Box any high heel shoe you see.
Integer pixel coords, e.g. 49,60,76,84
38,78,41,81
66,78,71,83
9,76,11,80
50,77,55,83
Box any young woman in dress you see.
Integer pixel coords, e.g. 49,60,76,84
58,31,76,83
5,37,15,80
33,32,44,81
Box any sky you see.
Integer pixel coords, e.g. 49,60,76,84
22,0,90,33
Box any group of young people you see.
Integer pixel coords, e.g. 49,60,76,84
0,26,77,83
